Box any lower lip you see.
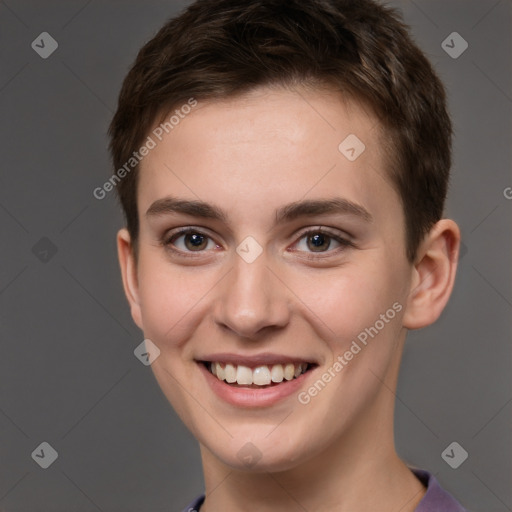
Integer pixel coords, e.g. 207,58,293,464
197,362,313,408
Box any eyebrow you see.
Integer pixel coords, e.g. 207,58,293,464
145,195,373,226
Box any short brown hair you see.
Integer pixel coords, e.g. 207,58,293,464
108,0,452,262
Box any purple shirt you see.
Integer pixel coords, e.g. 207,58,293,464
181,468,468,511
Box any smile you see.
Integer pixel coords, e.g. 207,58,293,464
196,354,318,407
204,361,312,388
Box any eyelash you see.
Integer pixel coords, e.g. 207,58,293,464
160,226,354,260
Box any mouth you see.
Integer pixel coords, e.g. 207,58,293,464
199,360,317,389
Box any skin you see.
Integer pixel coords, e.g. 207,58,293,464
117,86,460,511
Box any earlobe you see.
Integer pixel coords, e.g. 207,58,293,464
117,228,143,329
402,219,461,330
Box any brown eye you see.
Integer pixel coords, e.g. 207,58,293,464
163,228,219,257
182,232,208,251
292,228,354,257
306,232,332,252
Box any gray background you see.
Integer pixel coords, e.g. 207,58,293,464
0,0,510,511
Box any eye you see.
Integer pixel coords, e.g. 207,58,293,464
162,227,220,258
161,226,354,260
291,228,354,256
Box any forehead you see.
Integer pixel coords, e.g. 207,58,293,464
137,86,400,231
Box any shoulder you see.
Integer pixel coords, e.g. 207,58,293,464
181,495,205,512
181,470,469,512
411,468,469,512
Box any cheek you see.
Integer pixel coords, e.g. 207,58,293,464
310,263,397,333
136,260,198,347
309,261,406,387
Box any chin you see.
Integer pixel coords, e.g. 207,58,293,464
202,428,319,474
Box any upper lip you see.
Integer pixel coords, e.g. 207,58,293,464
196,352,318,367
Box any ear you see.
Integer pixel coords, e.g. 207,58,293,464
402,219,461,330
117,228,143,329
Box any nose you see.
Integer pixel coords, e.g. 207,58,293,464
213,251,290,340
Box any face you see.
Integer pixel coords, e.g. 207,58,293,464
119,87,416,472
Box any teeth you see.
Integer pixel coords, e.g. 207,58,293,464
207,361,309,386
215,362,225,380
270,364,284,383
284,363,295,381
225,363,237,383
253,366,271,385
236,365,253,385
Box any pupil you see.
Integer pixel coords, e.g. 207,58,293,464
187,233,205,250
309,233,328,251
